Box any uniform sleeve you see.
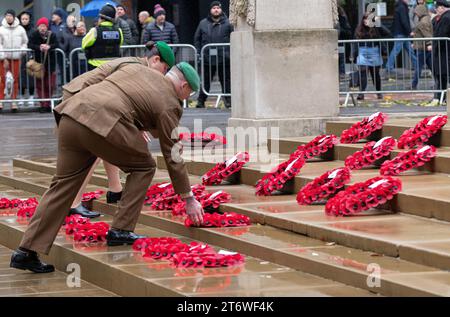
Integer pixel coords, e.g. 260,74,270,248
82,27,97,49
156,109,191,194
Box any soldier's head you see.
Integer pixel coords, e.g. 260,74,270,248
144,41,175,74
210,1,223,18
166,62,200,101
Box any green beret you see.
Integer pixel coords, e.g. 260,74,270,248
156,41,175,68
176,62,200,92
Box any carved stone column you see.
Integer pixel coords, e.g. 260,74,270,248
228,0,339,138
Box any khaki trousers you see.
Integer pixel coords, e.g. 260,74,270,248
20,115,156,254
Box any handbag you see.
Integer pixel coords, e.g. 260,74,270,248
26,31,52,79
357,46,383,67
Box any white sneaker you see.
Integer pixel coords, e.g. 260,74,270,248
27,96,35,106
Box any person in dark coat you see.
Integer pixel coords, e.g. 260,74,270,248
338,5,352,76
194,1,233,108
385,0,417,72
432,0,450,101
28,17,58,112
68,21,87,79
142,4,179,44
19,11,35,102
354,14,392,100
116,4,139,45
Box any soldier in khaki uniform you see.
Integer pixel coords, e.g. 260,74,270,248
62,41,176,219
10,62,204,273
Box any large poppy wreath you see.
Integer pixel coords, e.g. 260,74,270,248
340,112,388,144
325,176,402,216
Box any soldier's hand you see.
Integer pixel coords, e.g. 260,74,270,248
184,197,204,227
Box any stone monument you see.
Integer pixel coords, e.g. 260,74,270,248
228,0,340,139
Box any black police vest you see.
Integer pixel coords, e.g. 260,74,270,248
85,25,121,60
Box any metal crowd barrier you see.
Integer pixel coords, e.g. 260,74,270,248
68,44,197,108
0,48,66,111
339,37,450,107
69,44,198,81
200,43,231,108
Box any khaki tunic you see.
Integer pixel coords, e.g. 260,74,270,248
55,63,191,194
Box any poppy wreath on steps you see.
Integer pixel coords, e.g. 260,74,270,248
150,184,207,212
171,190,232,216
397,115,448,149
171,252,245,268
64,214,90,235
344,137,397,170
290,135,339,160
340,112,388,144
184,212,251,228
380,145,437,176
132,237,245,268
16,206,37,218
144,182,173,205
81,190,105,202
0,197,38,209
202,152,250,186
325,176,402,216
255,156,306,196
72,222,110,243
179,132,227,146
296,167,352,205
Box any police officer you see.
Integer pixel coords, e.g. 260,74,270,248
82,4,124,70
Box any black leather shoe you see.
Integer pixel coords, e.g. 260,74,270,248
106,229,146,246
10,249,55,273
69,205,101,219
106,191,122,204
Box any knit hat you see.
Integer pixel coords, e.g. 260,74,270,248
154,4,166,18
36,17,49,27
436,0,450,8
5,9,16,18
156,41,175,68
176,62,200,92
210,1,222,9
52,8,67,20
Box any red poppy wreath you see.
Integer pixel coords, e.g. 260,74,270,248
397,115,448,149
202,152,250,186
380,145,437,176
340,112,388,144
344,137,397,170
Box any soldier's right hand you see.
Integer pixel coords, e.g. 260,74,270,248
184,197,204,227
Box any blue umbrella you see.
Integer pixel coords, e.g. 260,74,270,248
80,0,119,17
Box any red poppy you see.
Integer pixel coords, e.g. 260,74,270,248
398,115,448,149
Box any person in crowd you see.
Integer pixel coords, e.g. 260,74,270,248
115,8,133,45
50,8,68,51
61,41,175,218
411,4,433,90
431,0,450,105
10,61,203,274
337,5,352,78
0,9,28,112
142,4,179,44
50,8,68,90
385,0,417,75
19,11,35,106
68,21,87,78
354,13,392,100
28,17,57,112
82,4,123,70
194,1,233,108
116,4,139,45
138,11,154,44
